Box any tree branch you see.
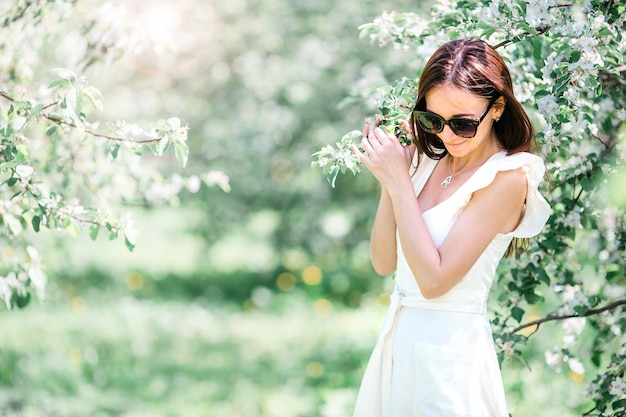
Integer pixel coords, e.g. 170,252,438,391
0,90,163,144
510,298,626,334
492,26,549,49
3,1,32,27
45,115,163,144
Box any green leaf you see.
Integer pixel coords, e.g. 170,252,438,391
83,86,104,112
157,135,171,157
573,304,589,316
45,125,58,137
125,236,136,252
48,78,71,90
328,165,340,188
89,225,100,241
31,103,44,115
511,306,525,323
174,141,189,168
533,37,543,62
32,215,40,232
536,268,550,286
51,68,77,81
110,142,121,159
15,144,29,164
12,291,30,309
579,175,594,191
569,50,581,63
606,264,622,282
64,87,78,114
611,399,626,410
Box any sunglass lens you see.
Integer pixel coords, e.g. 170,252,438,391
449,120,476,138
417,113,443,134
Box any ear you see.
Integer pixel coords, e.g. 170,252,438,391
493,96,506,120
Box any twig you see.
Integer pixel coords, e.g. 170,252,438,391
0,90,163,144
606,0,614,18
510,298,626,334
45,115,163,144
493,25,551,49
3,1,32,27
582,406,597,416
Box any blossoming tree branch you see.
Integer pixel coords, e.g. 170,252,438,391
0,2,228,310
314,0,625,415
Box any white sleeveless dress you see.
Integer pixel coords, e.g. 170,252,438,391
352,151,551,417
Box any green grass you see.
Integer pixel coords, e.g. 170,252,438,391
0,294,592,417
0,295,380,417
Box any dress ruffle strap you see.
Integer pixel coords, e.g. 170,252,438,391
456,151,552,238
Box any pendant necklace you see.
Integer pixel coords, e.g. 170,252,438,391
440,157,487,189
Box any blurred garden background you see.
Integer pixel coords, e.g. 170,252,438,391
1,0,624,416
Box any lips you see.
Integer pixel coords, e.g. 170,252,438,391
445,141,467,150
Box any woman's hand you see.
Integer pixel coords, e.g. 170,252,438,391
351,126,416,189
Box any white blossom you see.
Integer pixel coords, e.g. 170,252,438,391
541,52,564,82
558,284,590,315
545,349,565,371
562,317,586,336
525,0,556,27
568,357,585,375
536,95,560,121
609,377,626,397
541,125,559,148
587,382,600,397
205,170,231,193
561,206,582,229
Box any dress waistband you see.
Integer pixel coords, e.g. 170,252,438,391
393,286,487,315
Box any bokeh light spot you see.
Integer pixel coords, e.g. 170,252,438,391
313,298,333,316
306,361,324,378
376,292,390,308
1,246,14,259
302,266,322,285
126,271,144,291
69,348,83,365
321,211,351,238
71,297,87,312
270,158,295,184
281,249,306,270
251,286,273,308
569,371,585,383
276,272,296,291
515,315,539,336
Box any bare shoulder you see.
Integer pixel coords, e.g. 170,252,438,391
476,167,526,200
496,167,527,197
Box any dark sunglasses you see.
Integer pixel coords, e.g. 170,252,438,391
413,98,497,139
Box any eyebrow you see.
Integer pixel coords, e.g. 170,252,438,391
424,109,479,118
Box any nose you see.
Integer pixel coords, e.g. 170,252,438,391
440,124,457,140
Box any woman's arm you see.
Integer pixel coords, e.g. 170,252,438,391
355,127,526,298
388,168,526,298
369,187,397,276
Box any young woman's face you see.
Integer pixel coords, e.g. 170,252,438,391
424,85,501,158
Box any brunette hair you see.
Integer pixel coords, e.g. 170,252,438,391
409,38,536,159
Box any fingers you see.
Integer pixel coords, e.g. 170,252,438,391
352,127,403,161
369,127,398,148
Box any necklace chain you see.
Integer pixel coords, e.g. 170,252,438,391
440,157,487,189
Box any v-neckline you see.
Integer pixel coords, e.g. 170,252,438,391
415,151,505,215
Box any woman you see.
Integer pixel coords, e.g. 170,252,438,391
351,38,551,417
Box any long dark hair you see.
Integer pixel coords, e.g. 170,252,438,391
409,38,536,159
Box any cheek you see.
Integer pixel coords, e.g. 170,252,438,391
475,120,495,138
